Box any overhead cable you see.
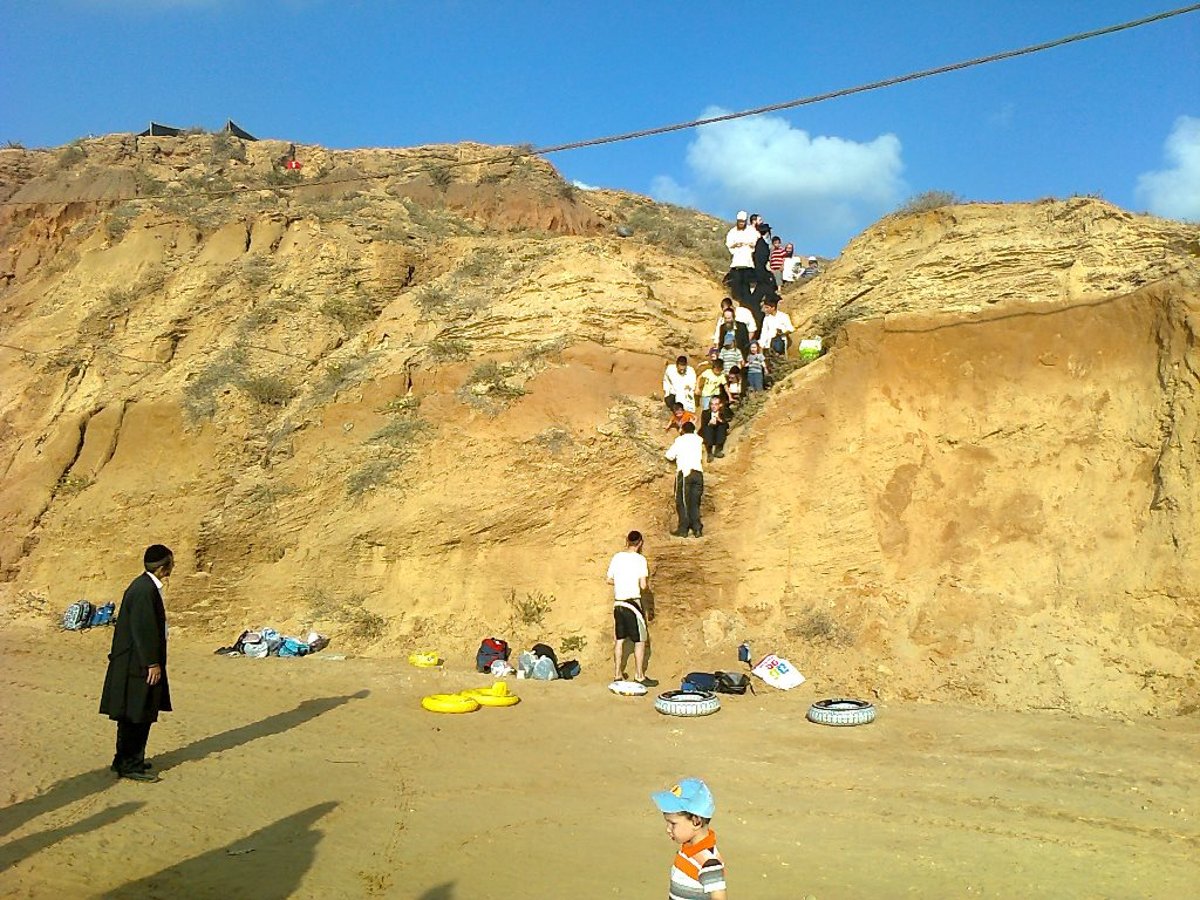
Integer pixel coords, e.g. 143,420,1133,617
2,3,1197,209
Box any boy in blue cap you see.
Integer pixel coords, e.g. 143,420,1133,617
651,777,727,899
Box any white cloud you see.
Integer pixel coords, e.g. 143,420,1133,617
1136,115,1200,221
571,179,600,191
651,107,905,249
649,175,698,208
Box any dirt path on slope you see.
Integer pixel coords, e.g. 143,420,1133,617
1,627,1197,898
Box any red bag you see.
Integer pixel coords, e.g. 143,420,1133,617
475,637,510,672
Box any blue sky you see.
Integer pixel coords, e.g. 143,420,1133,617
2,1,1198,254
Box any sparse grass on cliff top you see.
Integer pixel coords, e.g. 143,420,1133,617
893,190,961,216
617,199,727,277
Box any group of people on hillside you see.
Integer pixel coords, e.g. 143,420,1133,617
659,210,807,541
723,210,815,331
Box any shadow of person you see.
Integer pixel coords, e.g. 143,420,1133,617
0,801,144,873
102,801,338,899
641,588,657,675
417,883,456,900
154,690,370,772
0,691,369,841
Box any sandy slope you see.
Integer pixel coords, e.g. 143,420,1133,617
1,626,1197,899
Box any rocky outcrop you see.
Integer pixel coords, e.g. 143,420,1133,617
1,136,1197,716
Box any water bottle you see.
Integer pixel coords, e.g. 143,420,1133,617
738,641,751,665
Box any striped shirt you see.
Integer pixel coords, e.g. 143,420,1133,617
718,347,744,372
669,830,726,899
768,246,788,271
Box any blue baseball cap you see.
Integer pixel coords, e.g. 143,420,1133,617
651,778,715,818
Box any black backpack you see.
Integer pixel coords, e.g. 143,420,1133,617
715,671,754,695
557,660,581,680
531,643,558,667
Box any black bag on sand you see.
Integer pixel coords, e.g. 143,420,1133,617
715,671,754,695
557,660,581,679
531,643,558,667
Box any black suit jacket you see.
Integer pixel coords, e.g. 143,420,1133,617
719,321,751,358
99,572,172,723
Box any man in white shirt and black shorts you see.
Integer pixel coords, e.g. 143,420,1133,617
606,530,656,686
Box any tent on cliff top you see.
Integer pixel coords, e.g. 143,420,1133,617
137,119,257,140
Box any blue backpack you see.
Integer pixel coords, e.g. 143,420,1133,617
277,637,310,657
681,672,718,692
89,602,116,627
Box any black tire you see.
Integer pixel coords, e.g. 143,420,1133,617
654,690,721,717
807,698,876,727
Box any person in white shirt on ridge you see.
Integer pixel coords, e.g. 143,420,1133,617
724,211,757,310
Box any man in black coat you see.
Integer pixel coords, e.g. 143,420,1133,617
716,308,751,359
99,544,174,782
747,222,773,330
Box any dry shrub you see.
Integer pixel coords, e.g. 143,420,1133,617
103,204,140,241
308,590,388,643
508,589,554,627
346,458,398,498
895,190,961,216
426,337,470,361
321,291,383,331
787,607,855,647
560,634,587,653
240,374,296,407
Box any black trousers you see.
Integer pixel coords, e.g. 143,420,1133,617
728,267,754,307
674,470,704,535
701,420,728,454
113,718,153,771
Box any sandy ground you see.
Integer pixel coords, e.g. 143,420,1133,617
1,626,1197,899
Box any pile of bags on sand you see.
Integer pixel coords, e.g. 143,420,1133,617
476,637,580,680
214,628,330,658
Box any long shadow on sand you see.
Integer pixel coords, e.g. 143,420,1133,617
0,801,144,873
101,801,338,899
0,691,369,842
418,884,456,900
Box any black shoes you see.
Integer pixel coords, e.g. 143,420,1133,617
714,449,725,458
692,528,703,538
111,760,153,774
670,529,688,537
117,767,159,783
639,678,659,688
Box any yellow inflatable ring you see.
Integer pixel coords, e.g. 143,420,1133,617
421,693,479,714
408,652,442,668
462,683,521,708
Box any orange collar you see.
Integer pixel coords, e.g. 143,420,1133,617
681,829,717,857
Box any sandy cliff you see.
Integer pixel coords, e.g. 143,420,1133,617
1,135,1196,715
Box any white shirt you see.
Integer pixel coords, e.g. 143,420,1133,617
712,306,756,343
606,550,648,601
662,365,697,404
725,225,756,269
665,432,705,476
146,571,168,637
760,310,795,347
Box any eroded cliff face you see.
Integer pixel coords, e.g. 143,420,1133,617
721,201,1200,715
1,136,1196,715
